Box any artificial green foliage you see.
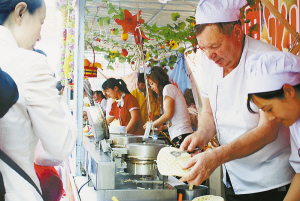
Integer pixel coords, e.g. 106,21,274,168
83,0,257,70
171,13,180,21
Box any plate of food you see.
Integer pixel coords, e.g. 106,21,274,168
192,195,224,201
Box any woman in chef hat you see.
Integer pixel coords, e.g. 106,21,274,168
246,51,300,201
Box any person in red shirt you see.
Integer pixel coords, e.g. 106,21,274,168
102,78,144,135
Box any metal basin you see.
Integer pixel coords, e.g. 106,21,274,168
175,185,208,200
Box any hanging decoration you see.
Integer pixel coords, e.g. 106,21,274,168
84,66,98,78
56,0,293,76
114,10,151,45
55,0,76,83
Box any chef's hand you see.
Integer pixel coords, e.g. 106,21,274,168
179,150,219,185
180,131,206,152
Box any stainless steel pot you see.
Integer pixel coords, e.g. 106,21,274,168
175,185,208,200
125,143,166,175
126,159,157,176
111,135,143,147
126,143,166,160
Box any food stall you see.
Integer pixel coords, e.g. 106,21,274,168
53,0,300,200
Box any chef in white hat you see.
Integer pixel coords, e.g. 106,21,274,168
180,0,294,200
246,51,300,201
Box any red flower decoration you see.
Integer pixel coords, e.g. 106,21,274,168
186,35,195,41
114,10,151,45
186,35,197,47
133,29,151,47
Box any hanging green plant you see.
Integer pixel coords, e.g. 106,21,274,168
97,17,110,26
81,0,258,71
171,13,181,21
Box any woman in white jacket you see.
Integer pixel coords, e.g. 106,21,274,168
0,0,77,200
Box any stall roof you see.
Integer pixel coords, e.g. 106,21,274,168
85,0,198,46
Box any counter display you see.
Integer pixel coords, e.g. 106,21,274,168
82,136,177,201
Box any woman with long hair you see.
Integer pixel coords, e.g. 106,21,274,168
0,1,77,200
146,67,193,147
102,78,144,135
246,51,300,201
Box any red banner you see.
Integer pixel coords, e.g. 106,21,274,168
243,0,299,51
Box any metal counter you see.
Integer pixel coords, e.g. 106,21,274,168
82,137,177,201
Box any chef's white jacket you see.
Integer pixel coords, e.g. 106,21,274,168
200,35,295,194
0,26,77,200
289,118,300,173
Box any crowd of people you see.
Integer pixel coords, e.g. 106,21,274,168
83,71,196,144
1,0,300,201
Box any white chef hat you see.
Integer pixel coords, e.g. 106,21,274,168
246,51,300,94
195,0,247,25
